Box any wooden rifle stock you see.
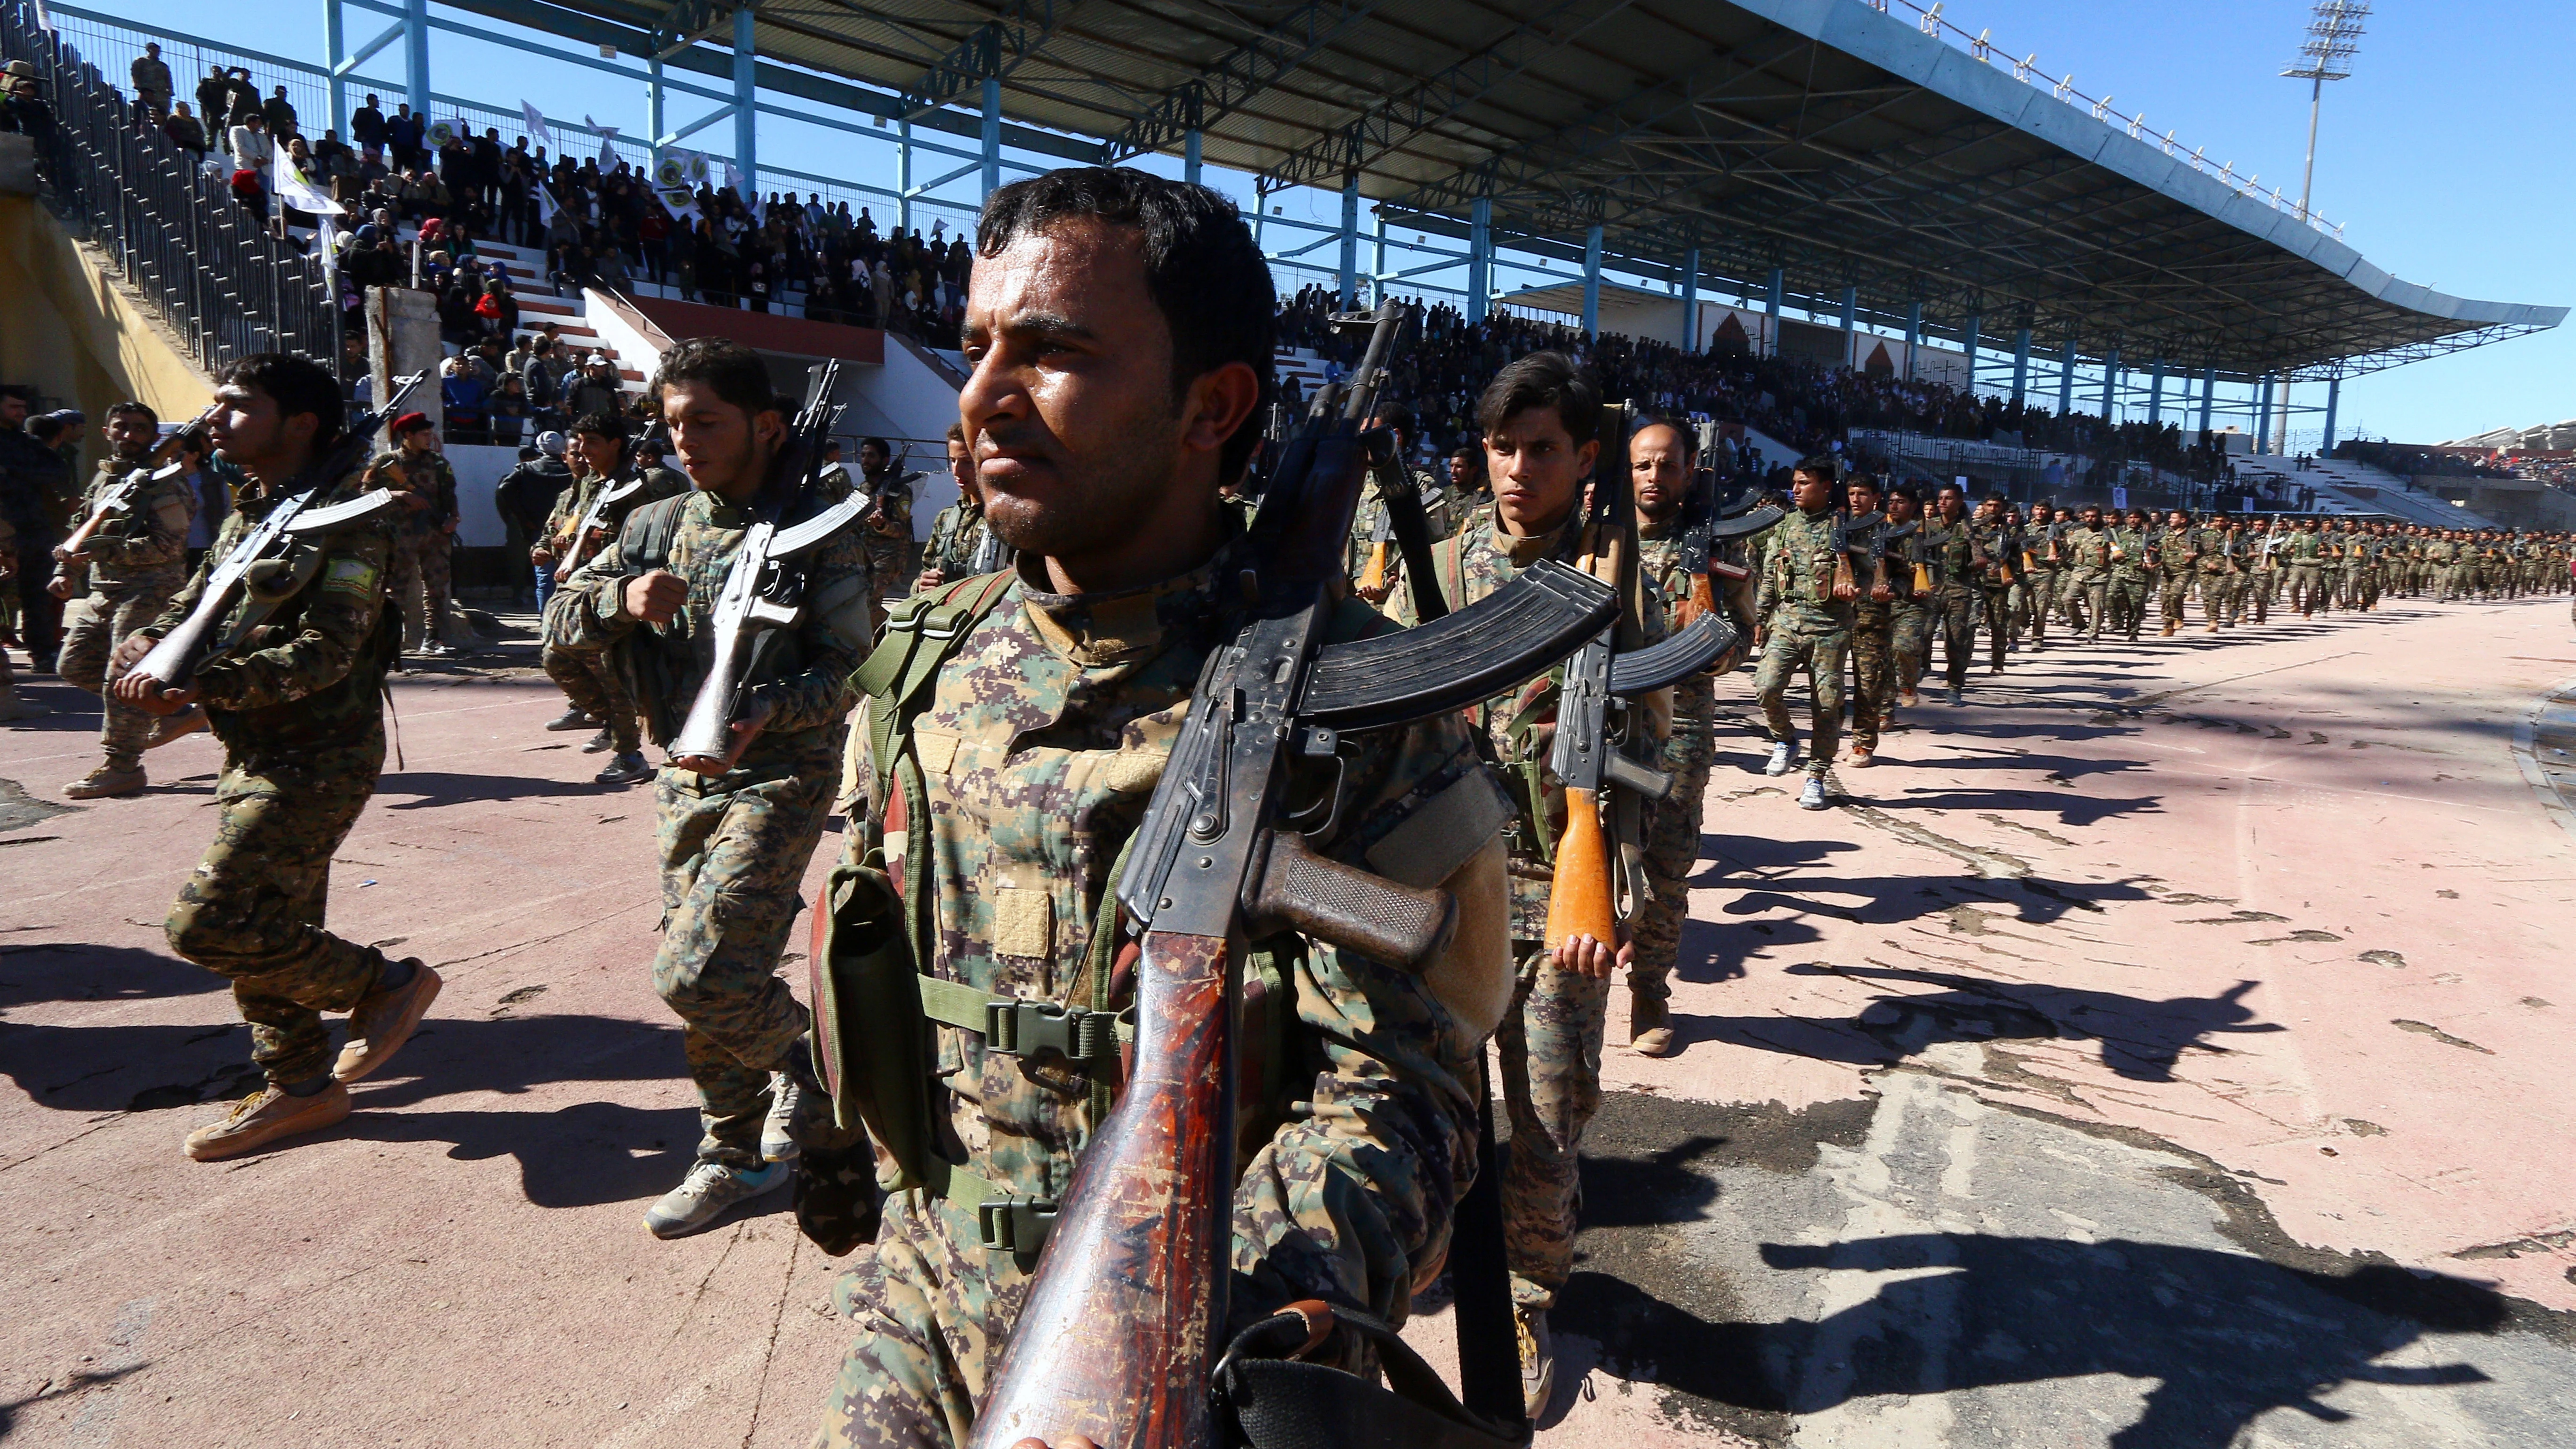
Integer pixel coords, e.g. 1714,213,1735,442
1543,788,1618,948
971,930,1236,1449
1357,539,1389,594
1670,571,1718,629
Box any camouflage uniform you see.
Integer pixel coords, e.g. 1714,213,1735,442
1755,505,1852,774
816,529,1490,1444
2106,524,2151,638
2195,525,2240,625
1632,514,1719,1006
916,497,1000,585
1344,467,1458,603
146,467,402,1085
56,456,196,768
1391,503,1665,1312
538,465,684,752
1921,517,1978,691
1842,520,1894,753
545,483,869,1167
1969,518,2018,670
362,445,458,649
1885,533,1932,701
861,467,918,602
2158,526,2198,628
2061,522,2112,641
2286,527,2325,613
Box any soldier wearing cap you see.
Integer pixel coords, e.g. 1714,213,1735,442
361,410,460,656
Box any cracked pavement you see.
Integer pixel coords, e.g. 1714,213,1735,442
4,596,2575,1446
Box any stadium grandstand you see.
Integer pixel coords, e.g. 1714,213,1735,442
0,0,2564,543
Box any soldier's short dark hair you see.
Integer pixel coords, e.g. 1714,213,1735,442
651,337,777,418
107,400,158,427
220,352,344,448
860,436,890,458
1890,483,1922,504
1794,452,1841,480
945,420,967,444
1371,402,1414,436
1476,352,1599,445
570,410,627,441
979,168,1276,484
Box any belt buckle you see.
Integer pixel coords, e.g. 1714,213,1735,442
977,1195,1059,1254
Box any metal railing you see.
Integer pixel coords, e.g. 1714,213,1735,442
1,1,339,374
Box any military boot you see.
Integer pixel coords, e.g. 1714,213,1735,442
185,1081,352,1161
332,959,443,1083
1518,1306,1555,1421
1628,988,1674,1057
64,764,146,799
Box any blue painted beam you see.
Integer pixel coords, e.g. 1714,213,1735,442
1467,195,1489,325
1582,224,1603,338
731,5,756,197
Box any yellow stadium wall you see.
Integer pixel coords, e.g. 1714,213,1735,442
0,194,213,474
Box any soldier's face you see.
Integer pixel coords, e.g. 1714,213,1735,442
568,430,619,478
105,411,156,457
958,217,1259,569
0,396,24,427
947,440,977,503
1485,406,1596,536
661,382,784,500
1629,424,1689,520
2083,508,2101,526
1887,493,1918,523
204,384,314,476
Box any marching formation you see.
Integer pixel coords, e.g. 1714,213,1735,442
12,167,2571,1449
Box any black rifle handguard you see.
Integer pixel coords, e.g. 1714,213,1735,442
1297,561,1614,732
1605,611,1738,697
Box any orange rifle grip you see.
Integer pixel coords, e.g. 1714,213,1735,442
1357,540,1388,594
1544,787,1618,951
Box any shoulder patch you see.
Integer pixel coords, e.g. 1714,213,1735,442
319,555,383,597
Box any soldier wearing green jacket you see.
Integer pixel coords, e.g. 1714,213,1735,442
54,401,196,798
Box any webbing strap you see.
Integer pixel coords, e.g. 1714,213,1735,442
927,1159,1059,1255
915,975,1136,1057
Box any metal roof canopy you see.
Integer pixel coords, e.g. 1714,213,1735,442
506,0,2560,382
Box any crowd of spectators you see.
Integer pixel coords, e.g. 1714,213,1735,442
2336,440,2519,481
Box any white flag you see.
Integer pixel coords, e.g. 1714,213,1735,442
584,114,621,168
272,147,342,218
723,160,746,200
520,101,552,149
535,183,559,228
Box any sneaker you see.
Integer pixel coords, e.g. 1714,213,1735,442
581,727,615,754
1848,747,1874,769
1947,686,1964,707
596,751,653,785
184,1081,352,1161
1763,740,1797,776
644,1159,789,1239
333,960,443,1083
144,703,205,749
544,707,600,733
64,764,146,799
761,1058,830,1163
1627,988,1674,1057
1517,1306,1555,1422
1798,777,1829,811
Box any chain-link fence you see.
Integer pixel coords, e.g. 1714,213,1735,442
3,0,339,374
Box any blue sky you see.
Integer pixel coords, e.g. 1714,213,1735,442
92,0,2569,445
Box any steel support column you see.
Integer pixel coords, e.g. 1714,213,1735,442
1839,285,1857,368
1681,248,1699,352
731,5,757,194
402,0,429,116
2101,347,2121,422
1765,267,1783,358
2199,367,2216,436
1466,196,1490,325
2011,327,2031,405
897,116,911,232
1582,223,1602,339
2148,358,2165,426
2274,379,2292,456
2254,373,2273,455
1371,207,1386,304
1904,300,1921,381
646,55,664,153
1962,313,1980,394
1183,128,1201,185
2322,376,2341,452
980,76,1001,199
1337,172,1359,306
324,0,349,137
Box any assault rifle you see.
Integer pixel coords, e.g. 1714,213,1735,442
129,376,427,692
971,302,1617,1449
558,421,669,576
963,514,1014,576
56,401,224,564
667,362,868,773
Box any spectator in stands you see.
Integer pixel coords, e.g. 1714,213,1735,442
350,92,386,160
161,101,206,158
195,65,231,133
229,159,267,222
263,85,297,140
476,278,519,342
493,438,568,607
564,356,621,419
489,374,530,446
130,43,172,119
441,357,490,443
226,109,273,177
387,102,426,169
220,69,259,132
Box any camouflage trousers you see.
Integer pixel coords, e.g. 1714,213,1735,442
1632,676,1715,1004
2061,575,2109,640
2107,578,2149,638
390,532,452,649
1934,586,1976,689
2245,570,2273,623
57,578,180,767
541,642,639,753
1847,604,1893,752
2023,569,2058,643
814,1190,1030,1448
2159,572,2193,628
165,734,394,1084
2200,573,2240,625
1499,942,1610,1308
1888,598,1931,699
653,758,832,1166
1979,587,2011,671
1754,620,1849,775
2288,564,2325,612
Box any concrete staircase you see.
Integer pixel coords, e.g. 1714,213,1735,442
471,240,648,396
2229,453,2504,528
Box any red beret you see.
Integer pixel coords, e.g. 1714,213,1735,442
390,411,432,435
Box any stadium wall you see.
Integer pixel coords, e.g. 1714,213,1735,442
0,191,213,455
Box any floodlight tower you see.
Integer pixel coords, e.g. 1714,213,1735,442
2284,0,2368,223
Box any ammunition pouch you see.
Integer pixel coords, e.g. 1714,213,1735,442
1215,1300,1529,1449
